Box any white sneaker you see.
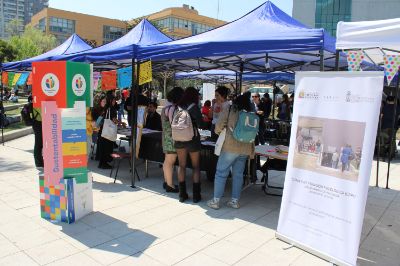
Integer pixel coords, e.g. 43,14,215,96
207,198,220,209
227,199,240,209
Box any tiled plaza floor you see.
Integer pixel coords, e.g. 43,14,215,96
0,135,399,265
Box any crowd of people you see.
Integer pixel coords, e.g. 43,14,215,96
28,84,293,209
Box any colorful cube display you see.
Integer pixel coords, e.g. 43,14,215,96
39,175,93,224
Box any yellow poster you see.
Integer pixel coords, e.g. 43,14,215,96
139,60,152,85
12,73,22,86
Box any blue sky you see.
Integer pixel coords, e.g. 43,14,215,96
49,0,293,22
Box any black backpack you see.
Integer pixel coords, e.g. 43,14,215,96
21,102,37,126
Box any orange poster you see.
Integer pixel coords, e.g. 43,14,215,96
32,61,67,108
101,70,117,91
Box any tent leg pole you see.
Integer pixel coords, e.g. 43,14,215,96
1,69,4,146
320,48,324,72
385,73,400,189
235,72,238,95
238,62,244,94
334,50,340,71
131,59,139,189
376,107,382,187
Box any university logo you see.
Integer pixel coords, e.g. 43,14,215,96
41,73,60,97
345,90,374,103
298,89,319,100
72,74,86,97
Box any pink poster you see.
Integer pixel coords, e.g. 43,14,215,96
41,101,63,186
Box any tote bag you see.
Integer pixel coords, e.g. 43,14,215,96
101,109,117,142
214,128,226,156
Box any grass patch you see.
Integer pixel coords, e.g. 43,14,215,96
1,121,29,133
5,108,21,116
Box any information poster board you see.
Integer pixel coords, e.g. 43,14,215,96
277,72,384,266
139,60,152,85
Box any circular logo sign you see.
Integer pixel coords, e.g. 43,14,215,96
72,74,87,97
41,73,60,97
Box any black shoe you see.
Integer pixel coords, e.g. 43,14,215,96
179,181,189,202
165,184,179,193
193,182,201,203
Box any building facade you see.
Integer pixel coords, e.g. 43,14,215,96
293,0,400,36
30,8,127,46
0,0,47,39
135,4,226,39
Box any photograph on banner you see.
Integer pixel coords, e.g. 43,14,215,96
294,116,365,182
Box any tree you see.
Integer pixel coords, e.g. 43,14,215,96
8,26,57,61
5,19,23,37
0,40,16,63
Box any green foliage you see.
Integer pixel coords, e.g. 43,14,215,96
0,39,16,63
8,26,58,61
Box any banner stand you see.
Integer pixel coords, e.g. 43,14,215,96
276,233,350,266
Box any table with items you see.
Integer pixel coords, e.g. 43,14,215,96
253,145,288,196
117,128,218,181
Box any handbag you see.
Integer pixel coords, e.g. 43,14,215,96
214,128,226,156
101,109,117,142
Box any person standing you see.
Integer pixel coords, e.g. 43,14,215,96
174,87,205,203
97,95,118,169
161,87,184,193
32,106,43,168
278,94,291,121
201,100,213,130
252,93,266,145
331,150,339,169
262,93,272,119
207,92,255,209
211,86,230,140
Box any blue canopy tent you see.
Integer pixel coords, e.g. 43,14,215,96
55,19,172,69
175,70,294,83
53,19,172,188
138,1,344,75
2,34,92,71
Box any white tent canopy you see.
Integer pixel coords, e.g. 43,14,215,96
336,18,400,64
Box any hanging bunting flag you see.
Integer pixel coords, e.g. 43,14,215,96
27,72,33,85
346,51,364,71
101,70,117,91
16,72,30,86
383,55,400,86
92,72,101,91
139,60,152,85
7,72,15,87
1,72,8,85
12,73,22,86
117,66,132,89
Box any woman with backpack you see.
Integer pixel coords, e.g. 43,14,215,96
161,87,184,193
173,87,205,203
207,92,255,209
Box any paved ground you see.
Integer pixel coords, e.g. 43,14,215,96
0,134,399,266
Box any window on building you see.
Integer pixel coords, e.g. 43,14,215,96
315,0,351,36
49,17,75,35
38,17,46,32
103,25,125,44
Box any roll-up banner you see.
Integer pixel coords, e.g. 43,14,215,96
277,72,384,266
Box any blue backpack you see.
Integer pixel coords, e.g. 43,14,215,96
233,110,259,143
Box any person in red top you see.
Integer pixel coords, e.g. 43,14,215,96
122,88,130,100
201,100,212,130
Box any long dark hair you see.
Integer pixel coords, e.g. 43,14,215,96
167,87,184,104
215,86,229,99
233,91,252,112
179,87,199,107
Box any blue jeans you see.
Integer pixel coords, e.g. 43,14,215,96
214,152,248,200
